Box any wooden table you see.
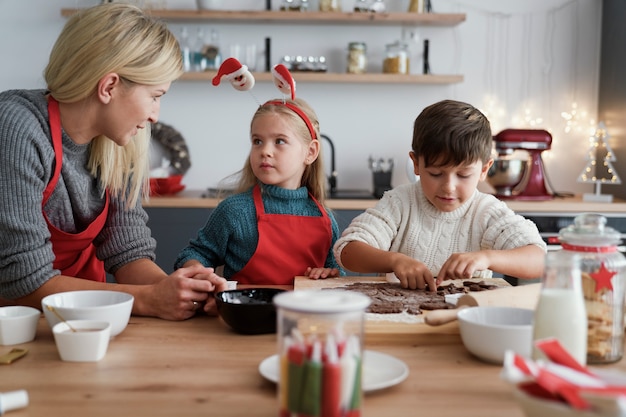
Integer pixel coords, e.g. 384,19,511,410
2,308,624,416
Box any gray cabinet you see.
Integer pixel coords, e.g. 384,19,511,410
146,207,213,273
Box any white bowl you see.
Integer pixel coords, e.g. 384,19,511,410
457,306,533,364
0,306,41,345
42,291,133,337
52,320,111,362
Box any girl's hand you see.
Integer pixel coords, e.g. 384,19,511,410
305,267,340,280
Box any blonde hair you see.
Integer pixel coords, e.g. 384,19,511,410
44,3,184,208
236,98,327,204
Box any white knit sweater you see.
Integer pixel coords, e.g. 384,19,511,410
333,181,547,275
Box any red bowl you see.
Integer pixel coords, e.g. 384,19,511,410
149,175,185,196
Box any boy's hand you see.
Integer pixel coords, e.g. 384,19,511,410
437,251,490,284
391,255,436,291
305,267,340,280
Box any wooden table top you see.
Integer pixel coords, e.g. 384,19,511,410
2,305,624,416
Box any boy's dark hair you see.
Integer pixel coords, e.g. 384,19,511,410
412,99,492,168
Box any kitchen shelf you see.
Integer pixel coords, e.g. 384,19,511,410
61,8,465,86
60,9,466,26
181,71,463,84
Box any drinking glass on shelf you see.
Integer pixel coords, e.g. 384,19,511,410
229,44,258,72
245,44,258,72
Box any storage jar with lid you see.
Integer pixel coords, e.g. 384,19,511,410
273,290,370,417
559,212,626,364
319,0,340,11
347,42,367,74
383,41,410,74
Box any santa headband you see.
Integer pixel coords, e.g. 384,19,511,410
212,57,317,140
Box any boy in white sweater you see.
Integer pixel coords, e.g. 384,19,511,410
334,99,546,291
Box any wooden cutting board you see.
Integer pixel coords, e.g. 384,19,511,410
293,275,526,335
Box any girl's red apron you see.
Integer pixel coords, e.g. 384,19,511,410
232,185,331,285
42,97,109,282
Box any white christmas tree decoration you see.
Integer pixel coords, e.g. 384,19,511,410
578,121,621,202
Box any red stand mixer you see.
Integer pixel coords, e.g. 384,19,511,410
488,129,554,200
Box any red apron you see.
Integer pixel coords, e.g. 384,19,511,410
42,97,109,282
232,185,331,285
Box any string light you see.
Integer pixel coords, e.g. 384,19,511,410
511,106,543,128
578,122,620,184
481,95,507,133
561,102,596,135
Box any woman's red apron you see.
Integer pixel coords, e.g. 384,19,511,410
42,97,108,282
232,185,331,285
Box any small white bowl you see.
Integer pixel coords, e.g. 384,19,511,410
458,306,533,364
42,290,133,337
52,320,111,362
0,306,41,345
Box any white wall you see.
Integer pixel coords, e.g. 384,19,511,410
0,0,602,196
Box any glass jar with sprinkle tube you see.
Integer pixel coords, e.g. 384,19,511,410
273,290,370,417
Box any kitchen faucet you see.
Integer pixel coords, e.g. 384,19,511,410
320,134,337,195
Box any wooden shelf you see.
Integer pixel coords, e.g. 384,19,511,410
61,8,465,86
61,9,466,26
181,70,463,84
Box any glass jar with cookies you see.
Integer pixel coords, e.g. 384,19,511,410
558,213,626,364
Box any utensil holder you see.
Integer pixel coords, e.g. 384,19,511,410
373,171,392,198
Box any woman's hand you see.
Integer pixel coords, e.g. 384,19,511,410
147,264,228,320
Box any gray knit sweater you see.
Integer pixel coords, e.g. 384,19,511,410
0,89,156,299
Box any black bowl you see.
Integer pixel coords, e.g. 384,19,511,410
214,288,286,335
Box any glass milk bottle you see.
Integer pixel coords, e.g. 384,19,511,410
532,251,588,364
559,213,626,364
273,290,370,417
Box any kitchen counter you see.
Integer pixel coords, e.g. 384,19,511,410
0,305,535,416
144,189,626,213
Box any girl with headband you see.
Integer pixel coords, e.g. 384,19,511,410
175,62,343,284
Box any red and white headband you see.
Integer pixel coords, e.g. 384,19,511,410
212,57,316,140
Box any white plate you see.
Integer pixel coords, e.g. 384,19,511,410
258,350,409,393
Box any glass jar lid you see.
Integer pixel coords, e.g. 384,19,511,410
274,290,370,313
386,40,408,49
559,213,622,247
348,42,366,51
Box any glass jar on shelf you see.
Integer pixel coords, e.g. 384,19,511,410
408,0,424,12
354,0,369,12
369,0,386,12
383,40,410,74
199,29,221,71
319,0,340,12
280,0,302,11
347,42,367,74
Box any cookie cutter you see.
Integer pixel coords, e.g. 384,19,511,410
0,348,28,365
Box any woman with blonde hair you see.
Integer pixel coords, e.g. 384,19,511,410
0,3,227,320
176,98,343,285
